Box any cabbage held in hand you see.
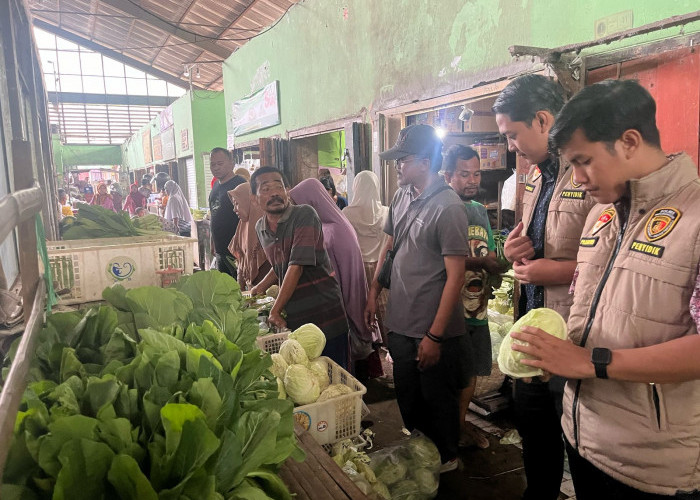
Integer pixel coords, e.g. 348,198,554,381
279,338,309,366
289,323,326,360
284,364,320,405
497,307,567,378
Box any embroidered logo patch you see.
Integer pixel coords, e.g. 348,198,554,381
630,240,664,258
591,208,616,235
579,237,599,247
525,183,536,192
570,171,582,188
560,189,586,200
644,207,681,242
531,166,542,182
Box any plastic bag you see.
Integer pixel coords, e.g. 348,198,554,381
367,431,440,500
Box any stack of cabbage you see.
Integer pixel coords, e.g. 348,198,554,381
270,324,353,406
497,307,568,378
487,310,514,363
490,269,514,317
332,433,441,499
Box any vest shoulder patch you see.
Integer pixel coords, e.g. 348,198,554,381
645,207,681,242
570,170,582,188
591,208,616,236
525,183,536,193
580,237,599,247
530,166,541,182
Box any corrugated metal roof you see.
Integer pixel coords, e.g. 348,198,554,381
29,0,298,91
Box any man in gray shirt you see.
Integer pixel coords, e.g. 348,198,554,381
366,124,469,472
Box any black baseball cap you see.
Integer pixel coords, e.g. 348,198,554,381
379,124,442,161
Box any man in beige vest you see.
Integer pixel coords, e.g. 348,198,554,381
512,79,700,498
494,74,597,500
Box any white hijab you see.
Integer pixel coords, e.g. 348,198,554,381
164,180,193,223
342,171,389,263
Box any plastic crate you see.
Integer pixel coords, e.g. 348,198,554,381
46,235,196,305
256,332,367,446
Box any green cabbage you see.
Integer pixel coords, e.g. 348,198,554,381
309,359,330,391
288,323,326,360
266,285,279,298
276,377,286,400
413,467,438,495
317,383,353,402
279,339,309,366
406,434,441,471
497,307,567,378
283,364,320,405
374,455,407,486
389,479,421,500
270,353,288,379
372,481,391,500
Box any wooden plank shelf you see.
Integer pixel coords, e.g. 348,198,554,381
280,424,369,500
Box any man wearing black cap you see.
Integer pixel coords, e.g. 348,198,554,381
365,124,469,472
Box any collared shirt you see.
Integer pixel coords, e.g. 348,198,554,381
256,204,348,339
383,177,469,338
523,157,558,313
209,175,246,256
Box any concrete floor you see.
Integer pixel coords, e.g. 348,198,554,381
363,366,575,500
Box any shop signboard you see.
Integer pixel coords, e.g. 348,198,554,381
152,134,163,162
181,129,190,151
142,130,152,164
160,105,174,131
161,128,175,161
232,80,280,136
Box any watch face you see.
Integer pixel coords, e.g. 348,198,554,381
593,348,612,364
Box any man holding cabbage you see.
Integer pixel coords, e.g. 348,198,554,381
495,74,597,500
510,80,700,498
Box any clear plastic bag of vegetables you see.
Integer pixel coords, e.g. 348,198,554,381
367,432,441,499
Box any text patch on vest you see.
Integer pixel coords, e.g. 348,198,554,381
580,237,599,247
525,183,535,193
560,189,586,200
630,240,665,258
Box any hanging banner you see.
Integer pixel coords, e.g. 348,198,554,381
161,128,175,161
142,130,152,164
232,80,280,136
160,105,174,131
181,129,190,151
152,134,163,162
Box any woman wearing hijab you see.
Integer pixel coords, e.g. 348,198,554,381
90,182,116,212
289,178,382,378
123,183,146,215
227,183,271,290
163,180,193,237
342,171,390,346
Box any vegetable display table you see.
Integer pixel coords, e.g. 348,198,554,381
280,424,369,500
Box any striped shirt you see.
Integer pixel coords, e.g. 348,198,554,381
256,204,348,339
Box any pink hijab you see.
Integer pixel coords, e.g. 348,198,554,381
289,179,378,345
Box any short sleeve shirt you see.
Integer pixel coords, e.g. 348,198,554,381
463,200,495,325
384,179,469,338
209,175,246,257
256,204,348,339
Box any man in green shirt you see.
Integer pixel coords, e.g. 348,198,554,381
444,144,501,449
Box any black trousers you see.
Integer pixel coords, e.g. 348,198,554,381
513,376,565,500
566,440,700,500
388,332,462,462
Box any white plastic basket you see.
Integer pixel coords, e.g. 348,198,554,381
46,235,196,304
256,332,367,446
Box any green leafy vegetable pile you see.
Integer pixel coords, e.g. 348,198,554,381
60,204,167,240
1,271,303,500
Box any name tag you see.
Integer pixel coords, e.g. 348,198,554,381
630,240,664,258
525,183,535,193
579,237,599,247
560,189,586,200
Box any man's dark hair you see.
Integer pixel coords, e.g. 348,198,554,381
250,166,287,195
210,147,232,160
319,176,336,196
492,74,565,124
58,188,66,197
443,145,480,175
550,79,661,151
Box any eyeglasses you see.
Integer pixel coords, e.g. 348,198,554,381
393,155,424,168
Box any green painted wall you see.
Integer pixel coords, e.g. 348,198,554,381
222,0,700,141
120,90,226,207
52,135,122,172
318,131,345,168
191,91,227,206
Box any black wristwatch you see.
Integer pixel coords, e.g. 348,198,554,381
591,347,612,379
